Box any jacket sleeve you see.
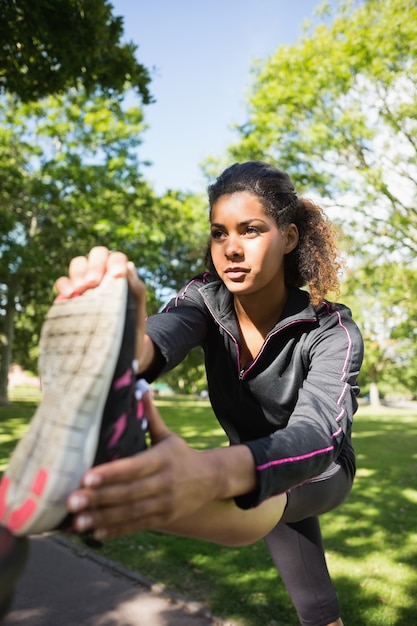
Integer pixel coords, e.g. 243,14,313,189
236,303,364,508
144,276,210,380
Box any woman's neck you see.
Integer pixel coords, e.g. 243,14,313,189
233,286,288,336
233,290,288,367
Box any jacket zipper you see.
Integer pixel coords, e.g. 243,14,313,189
204,298,316,381
238,318,317,381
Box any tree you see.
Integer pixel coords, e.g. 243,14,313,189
125,189,209,394
219,0,417,397
227,0,416,260
340,261,417,404
0,0,152,103
0,89,208,403
0,88,146,402
0,0,214,400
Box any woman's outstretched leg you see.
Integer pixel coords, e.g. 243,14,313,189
68,387,287,548
129,390,287,547
153,491,287,547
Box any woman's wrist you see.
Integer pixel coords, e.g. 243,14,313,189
201,445,258,501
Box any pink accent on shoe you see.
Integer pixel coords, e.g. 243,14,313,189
137,402,144,420
31,469,48,497
9,499,37,533
113,368,132,391
0,475,10,520
108,413,128,447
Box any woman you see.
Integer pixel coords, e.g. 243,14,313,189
3,162,364,625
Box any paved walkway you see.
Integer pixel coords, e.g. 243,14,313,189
3,534,240,626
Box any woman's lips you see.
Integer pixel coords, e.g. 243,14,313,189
224,267,249,280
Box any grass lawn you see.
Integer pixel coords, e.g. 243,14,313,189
1,390,416,625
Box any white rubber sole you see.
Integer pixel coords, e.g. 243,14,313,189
0,276,128,536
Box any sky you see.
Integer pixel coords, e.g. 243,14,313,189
110,1,326,194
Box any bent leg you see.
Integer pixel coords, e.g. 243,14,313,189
265,517,340,626
263,464,353,626
155,492,287,547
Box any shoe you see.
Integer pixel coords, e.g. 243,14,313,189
0,525,29,621
0,276,147,536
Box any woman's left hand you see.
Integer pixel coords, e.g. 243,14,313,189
67,393,220,539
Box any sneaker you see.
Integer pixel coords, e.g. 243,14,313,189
0,526,29,620
0,275,147,537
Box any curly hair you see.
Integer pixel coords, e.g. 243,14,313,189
206,161,343,306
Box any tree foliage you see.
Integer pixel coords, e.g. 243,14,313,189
0,89,149,289
0,0,152,103
0,0,212,401
220,0,417,398
0,89,208,402
228,0,417,261
340,262,417,401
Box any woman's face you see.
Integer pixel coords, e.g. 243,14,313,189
210,191,298,298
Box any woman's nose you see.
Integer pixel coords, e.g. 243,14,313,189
225,235,243,258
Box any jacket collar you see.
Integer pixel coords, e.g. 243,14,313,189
199,278,318,335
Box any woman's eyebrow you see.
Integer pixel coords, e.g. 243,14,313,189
210,218,267,228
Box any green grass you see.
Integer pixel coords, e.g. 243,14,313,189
1,391,417,625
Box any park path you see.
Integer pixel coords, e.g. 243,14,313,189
4,534,241,626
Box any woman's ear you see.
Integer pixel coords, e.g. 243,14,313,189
284,224,299,254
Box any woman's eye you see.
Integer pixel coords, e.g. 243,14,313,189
245,226,260,235
211,229,225,239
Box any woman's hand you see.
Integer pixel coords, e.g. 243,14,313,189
54,246,144,302
67,392,222,539
55,246,149,369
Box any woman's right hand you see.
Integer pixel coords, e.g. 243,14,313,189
54,246,142,298
54,246,149,369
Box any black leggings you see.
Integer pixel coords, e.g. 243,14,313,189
264,462,353,626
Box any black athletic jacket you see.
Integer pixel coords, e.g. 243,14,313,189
145,273,364,509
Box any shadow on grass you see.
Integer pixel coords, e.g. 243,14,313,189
321,407,417,625
1,399,416,625
335,573,417,626
100,531,298,626
98,407,417,625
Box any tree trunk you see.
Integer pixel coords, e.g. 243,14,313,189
369,381,381,407
0,288,16,405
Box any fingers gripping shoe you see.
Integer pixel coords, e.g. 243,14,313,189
0,276,147,536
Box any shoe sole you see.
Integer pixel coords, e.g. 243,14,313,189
0,276,128,536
